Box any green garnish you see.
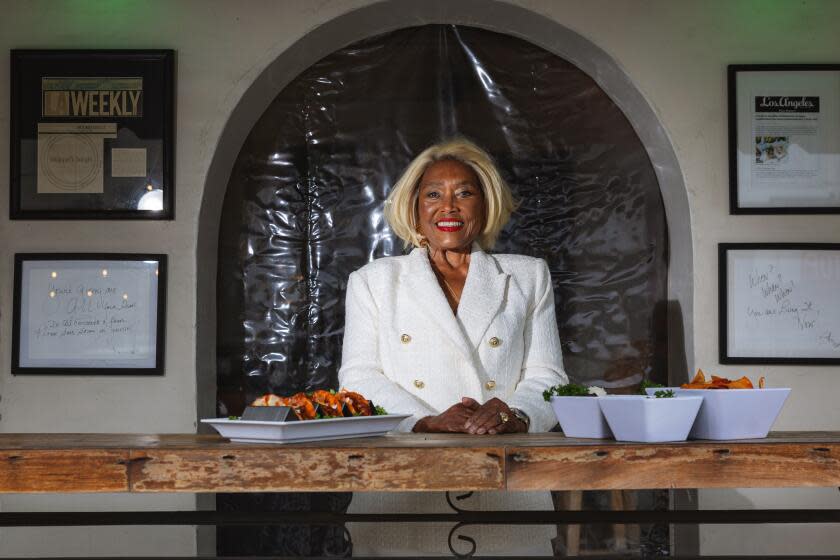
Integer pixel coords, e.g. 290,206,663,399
228,415,239,420
543,383,593,401
374,405,388,416
653,390,675,399
638,380,664,394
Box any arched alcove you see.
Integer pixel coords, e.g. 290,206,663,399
196,2,693,555
216,23,668,405
197,0,693,424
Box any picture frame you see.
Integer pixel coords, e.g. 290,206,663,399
719,243,840,365
12,253,167,375
10,50,175,219
728,64,840,214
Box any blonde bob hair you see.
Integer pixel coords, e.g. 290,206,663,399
385,138,516,250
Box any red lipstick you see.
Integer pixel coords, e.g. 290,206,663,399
435,219,464,232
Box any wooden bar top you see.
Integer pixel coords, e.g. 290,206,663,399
1,432,838,493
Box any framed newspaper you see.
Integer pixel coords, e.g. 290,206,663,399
729,64,840,214
10,50,174,219
12,254,167,375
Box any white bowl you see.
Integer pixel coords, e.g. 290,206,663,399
550,396,612,438
598,395,703,443
646,387,790,440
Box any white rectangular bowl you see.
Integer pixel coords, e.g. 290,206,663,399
550,396,612,438
201,413,411,444
598,395,703,443
646,387,790,440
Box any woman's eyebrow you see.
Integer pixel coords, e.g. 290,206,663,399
420,179,476,188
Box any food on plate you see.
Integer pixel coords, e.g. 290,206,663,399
250,392,317,420
309,390,344,418
338,390,373,416
284,392,319,420
251,394,285,406
680,369,762,390
249,388,380,420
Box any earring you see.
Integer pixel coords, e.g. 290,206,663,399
416,226,428,248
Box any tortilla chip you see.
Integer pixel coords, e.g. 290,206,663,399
726,376,754,389
689,369,706,385
680,369,760,389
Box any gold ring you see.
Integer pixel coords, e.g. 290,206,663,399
499,411,509,424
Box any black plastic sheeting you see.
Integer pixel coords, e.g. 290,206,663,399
216,25,668,557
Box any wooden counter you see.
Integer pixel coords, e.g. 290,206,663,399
1,432,838,493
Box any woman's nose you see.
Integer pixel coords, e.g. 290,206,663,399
440,192,458,211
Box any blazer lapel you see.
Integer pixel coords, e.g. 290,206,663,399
457,245,509,350
402,247,474,360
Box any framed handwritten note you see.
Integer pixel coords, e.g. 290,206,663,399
12,254,167,375
720,244,840,364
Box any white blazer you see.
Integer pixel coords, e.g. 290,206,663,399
338,243,568,432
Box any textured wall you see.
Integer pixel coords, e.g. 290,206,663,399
1,0,839,556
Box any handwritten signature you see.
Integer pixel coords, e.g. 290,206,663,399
819,331,840,349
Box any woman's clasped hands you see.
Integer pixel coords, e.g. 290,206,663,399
412,397,527,434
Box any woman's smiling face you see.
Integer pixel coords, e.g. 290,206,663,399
416,159,486,252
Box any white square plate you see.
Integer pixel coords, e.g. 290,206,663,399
201,414,411,444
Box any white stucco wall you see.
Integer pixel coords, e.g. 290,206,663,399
1,0,838,556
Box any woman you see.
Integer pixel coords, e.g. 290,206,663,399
338,138,568,556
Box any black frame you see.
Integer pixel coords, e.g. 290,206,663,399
728,64,840,214
719,243,840,365
12,253,167,375
10,49,175,219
